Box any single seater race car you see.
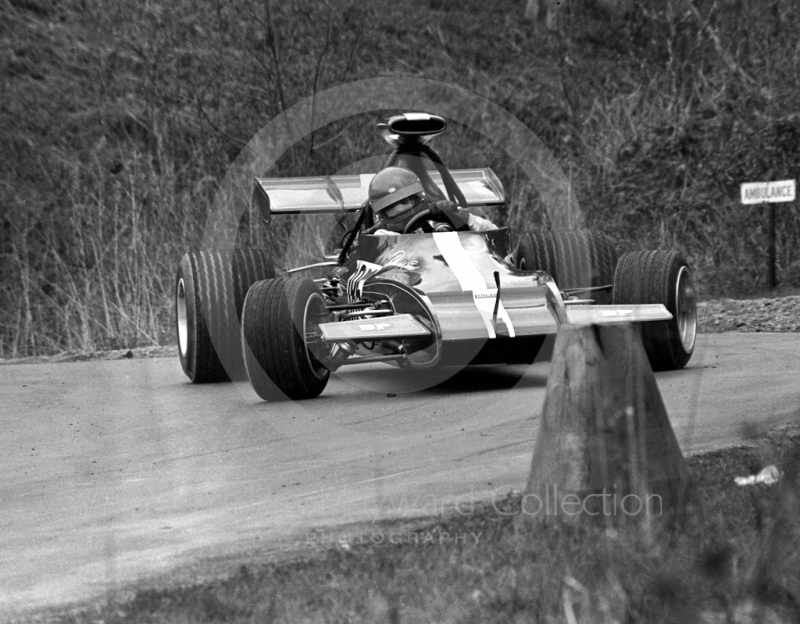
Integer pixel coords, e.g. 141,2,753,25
175,113,697,400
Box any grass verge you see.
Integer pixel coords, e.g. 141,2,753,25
28,422,800,624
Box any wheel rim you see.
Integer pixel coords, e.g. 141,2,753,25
176,278,188,358
675,266,697,353
303,293,331,380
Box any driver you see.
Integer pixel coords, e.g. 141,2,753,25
367,167,497,235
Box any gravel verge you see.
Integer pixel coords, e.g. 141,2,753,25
698,295,800,333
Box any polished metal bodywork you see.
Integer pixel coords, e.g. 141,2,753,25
318,228,670,369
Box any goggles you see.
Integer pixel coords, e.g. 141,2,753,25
379,194,423,222
371,179,424,213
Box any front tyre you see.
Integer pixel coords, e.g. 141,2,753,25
613,250,697,371
241,277,330,401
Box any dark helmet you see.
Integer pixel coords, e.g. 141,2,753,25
368,167,424,214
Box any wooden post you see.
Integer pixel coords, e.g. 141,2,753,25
740,178,795,289
769,204,777,289
523,323,690,525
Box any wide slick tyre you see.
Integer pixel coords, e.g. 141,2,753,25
612,250,697,371
175,249,275,383
241,277,331,401
516,229,618,304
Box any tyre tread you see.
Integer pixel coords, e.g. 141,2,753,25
516,229,617,304
613,249,694,371
242,277,329,401
177,249,274,383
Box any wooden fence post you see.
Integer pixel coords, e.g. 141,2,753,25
523,323,690,525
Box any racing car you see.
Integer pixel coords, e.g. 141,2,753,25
175,113,697,400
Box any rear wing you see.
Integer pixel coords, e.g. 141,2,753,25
252,168,505,217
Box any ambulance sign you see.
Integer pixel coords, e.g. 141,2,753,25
740,179,795,204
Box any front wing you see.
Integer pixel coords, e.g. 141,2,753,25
316,304,671,343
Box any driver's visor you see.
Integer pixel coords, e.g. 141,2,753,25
380,194,423,222
371,180,424,213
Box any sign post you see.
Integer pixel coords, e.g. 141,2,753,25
740,179,796,289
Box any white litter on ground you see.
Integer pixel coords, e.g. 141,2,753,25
734,465,782,486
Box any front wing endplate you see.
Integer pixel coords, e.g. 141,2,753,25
565,304,672,325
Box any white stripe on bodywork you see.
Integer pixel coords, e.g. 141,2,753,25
432,232,516,338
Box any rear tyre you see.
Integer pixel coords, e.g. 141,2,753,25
176,249,275,383
516,229,618,303
241,277,330,401
613,250,697,371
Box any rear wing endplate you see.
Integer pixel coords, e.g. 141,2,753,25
253,168,505,216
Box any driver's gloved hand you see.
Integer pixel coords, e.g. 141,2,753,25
429,200,469,230
429,199,458,218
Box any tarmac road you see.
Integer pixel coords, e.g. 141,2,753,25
1,333,799,615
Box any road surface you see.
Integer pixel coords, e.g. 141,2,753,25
1,333,798,615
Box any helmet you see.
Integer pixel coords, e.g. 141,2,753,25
368,167,424,213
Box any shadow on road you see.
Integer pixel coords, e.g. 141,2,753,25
419,364,548,394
